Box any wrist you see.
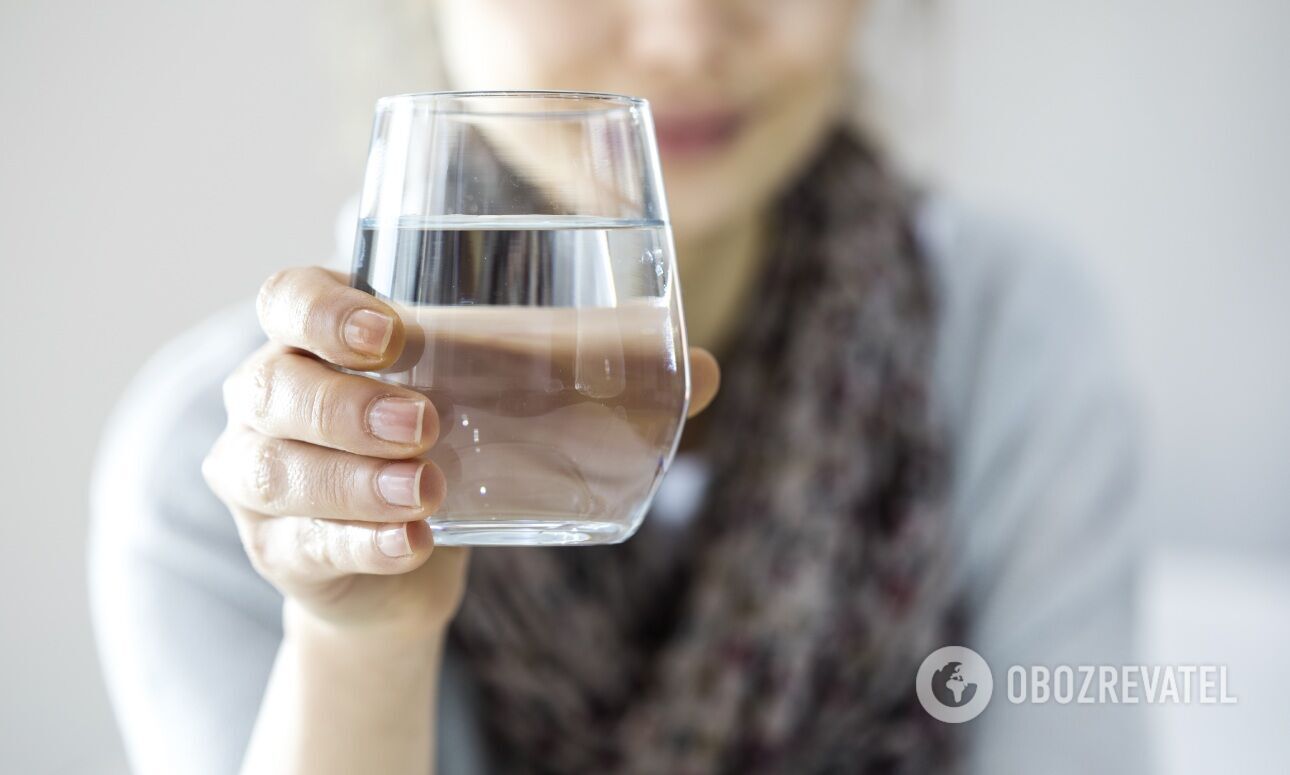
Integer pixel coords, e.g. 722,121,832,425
246,597,442,775
283,597,448,655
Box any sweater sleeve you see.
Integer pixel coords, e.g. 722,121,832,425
920,198,1151,773
87,304,488,775
88,304,281,775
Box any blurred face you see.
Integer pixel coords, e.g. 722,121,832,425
435,0,863,242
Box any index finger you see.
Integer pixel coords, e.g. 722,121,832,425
256,266,405,370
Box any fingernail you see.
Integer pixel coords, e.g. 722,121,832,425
368,397,425,445
377,461,424,508
376,523,413,558
343,308,394,356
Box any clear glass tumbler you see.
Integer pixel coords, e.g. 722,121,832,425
351,91,690,546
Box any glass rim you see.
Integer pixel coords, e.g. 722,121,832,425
374,90,649,117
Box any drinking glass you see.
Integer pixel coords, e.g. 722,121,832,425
350,91,690,546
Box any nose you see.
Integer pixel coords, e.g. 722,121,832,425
624,0,731,81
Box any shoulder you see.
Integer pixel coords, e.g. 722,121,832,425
911,193,1143,614
911,197,1149,772
90,302,263,560
912,192,1144,622
94,301,261,491
88,305,283,774
912,194,1134,438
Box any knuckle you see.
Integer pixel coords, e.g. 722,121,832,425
256,269,292,321
249,355,281,424
297,517,332,569
306,376,344,440
230,513,274,577
247,435,289,510
315,453,356,512
244,528,273,577
337,525,367,571
302,284,350,344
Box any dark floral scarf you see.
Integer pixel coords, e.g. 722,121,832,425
450,129,958,774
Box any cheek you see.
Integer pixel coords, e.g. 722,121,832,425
724,6,854,172
761,7,856,88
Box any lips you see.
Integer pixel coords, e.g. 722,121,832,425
652,109,744,159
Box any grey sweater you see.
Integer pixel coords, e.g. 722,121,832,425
89,196,1148,774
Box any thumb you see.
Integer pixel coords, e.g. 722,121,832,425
687,347,720,418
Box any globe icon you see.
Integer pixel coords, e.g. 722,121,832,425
916,646,993,723
931,661,978,708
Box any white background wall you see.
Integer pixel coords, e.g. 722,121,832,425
915,4,1290,769
1,2,346,772
1,1,1285,772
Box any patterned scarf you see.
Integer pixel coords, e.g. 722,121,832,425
449,130,957,774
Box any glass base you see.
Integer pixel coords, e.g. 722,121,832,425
428,518,634,546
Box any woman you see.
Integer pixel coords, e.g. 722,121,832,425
90,1,1146,773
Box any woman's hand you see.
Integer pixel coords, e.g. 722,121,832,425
203,266,721,640
202,266,719,774
202,266,467,638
